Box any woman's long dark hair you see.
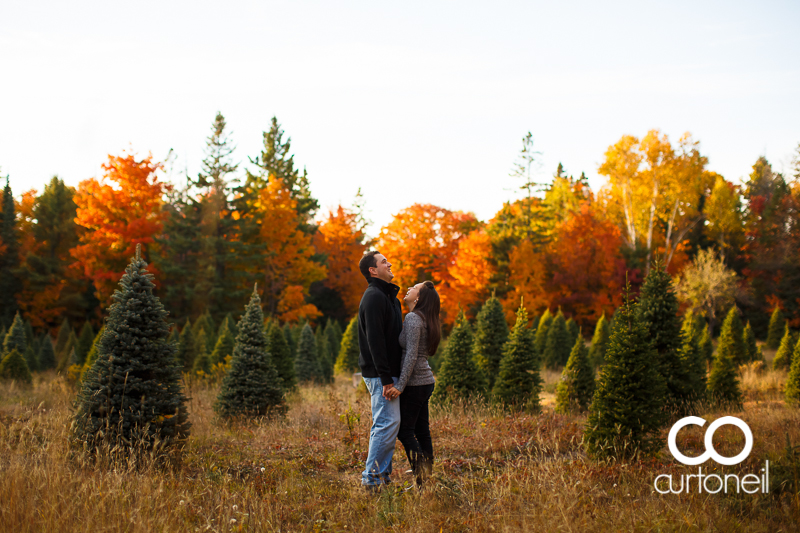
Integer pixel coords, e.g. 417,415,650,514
413,280,441,355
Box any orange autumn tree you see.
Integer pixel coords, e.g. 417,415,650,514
379,203,479,324
546,203,626,327
71,153,169,304
254,177,326,319
501,239,550,326
313,205,367,318
444,228,496,321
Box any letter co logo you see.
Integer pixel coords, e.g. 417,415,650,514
668,416,753,466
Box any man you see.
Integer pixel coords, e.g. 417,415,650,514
358,250,403,491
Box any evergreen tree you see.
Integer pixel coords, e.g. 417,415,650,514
472,294,509,389
543,309,571,369
294,323,321,383
216,286,285,419
773,326,796,370
192,330,212,374
0,349,32,385
0,178,21,327
699,325,714,365
193,311,216,353
58,330,78,371
267,322,296,391
284,323,297,359
315,326,333,383
177,319,197,372
334,316,359,374
432,310,486,404
210,323,235,365
555,334,595,414
716,307,746,365
766,306,786,350
167,327,179,348
54,318,72,359
679,313,707,404
79,327,105,382
566,318,580,349
24,320,34,349
220,313,238,339
743,322,759,363
708,307,744,408
491,303,541,412
534,308,552,356
24,345,38,373
74,322,95,366
73,245,190,452
38,335,57,371
786,339,800,404
585,280,666,460
588,313,610,367
324,318,341,362
3,312,27,355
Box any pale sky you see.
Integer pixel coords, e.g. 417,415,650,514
1,0,798,235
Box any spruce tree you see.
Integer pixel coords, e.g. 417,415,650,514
294,323,321,383
3,312,26,355
210,323,235,366
24,345,38,373
555,334,595,414
38,335,56,371
716,307,746,365
588,313,610,367
284,323,297,359
215,287,285,419
679,313,707,405
74,322,95,366
708,308,744,408
534,308,553,356
786,339,800,404
24,320,34,349
0,179,21,327
566,318,580,349
315,326,333,383
699,325,714,365
543,309,570,369
54,318,71,359
431,310,486,404
58,330,78,372
472,293,509,389
324,319,341,362
79,327,104,382
267,322,296,391
73,245,190,452
192,330,212,374
491,303,541,412
220,313,238,339
585,280,666,460
766,306,786,350
193,311,217,353
743,322,759,363
334,316,359,374
177,319,197,371
0,349,32,385
773,326,796,370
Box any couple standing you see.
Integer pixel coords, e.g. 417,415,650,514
357,251,441,492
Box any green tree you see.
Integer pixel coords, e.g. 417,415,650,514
79,327,105,382
786,338,800,404
492,303,541,411
743,322,759,363
220,313,238,339
0,179,21,327
334,316,359,374
534,308,552,356
766,307,786,350
215,287,285,419
54,318,72,360
192,329,212,374
679,313,707,404
707,308,744,408
294,323,322,383
555,335,595,414
566,318,580,349
24,345,38,373
177,319,197,372
315,325,333,383
74,322,95,367
0,349,32,385
585,280,666,460
58,330,78,372
267,322,296,391
699,325,714,365
773,325,796,370
284,323,297,359
432,310,486,404
588,313,610,367
3,312,27,355
324,318,341,362
210,322,235,366
543,309,571,369
38,335,57,371
73,245,190,453
716,307,746,364
193,311,216,353
472,294,510,389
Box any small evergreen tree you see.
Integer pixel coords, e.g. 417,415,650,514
699,325,714,365
534,308,553,356
566,318,580,349
177,319,197,371
492,303,541,411
3,312,27,355
38,335,57,371
267,322,296,390
283,323,297,358
773,325,796,370
543,309,571,369
315,325,333,383
472,294,510,389
432,310,486,404
73,245,190,453
0,349,32,385
766,306,786,350
74,322,95,366
585,279,666,460
58,330,78,372
79,327,105,382
743,322,759,363
716,307,746,364
786,338,800,404
210,323,235,365
24,320,34,349
334,316,359,374
707,307,744,408
24,345,38,373
220,313,238,339
555,334,595,414
193,310,216,353
324,318,341,362
295,323,322,383
54,318,72,359
215,286,285,419
192,330,212,374
588,313,610,367
679,313,707,406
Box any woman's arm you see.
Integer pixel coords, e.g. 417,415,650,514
395,314,422,393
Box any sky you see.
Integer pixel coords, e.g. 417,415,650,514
1,0,798,235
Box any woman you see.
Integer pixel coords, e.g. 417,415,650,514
395,280,440,487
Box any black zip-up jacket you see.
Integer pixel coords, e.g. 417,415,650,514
358,277,403,385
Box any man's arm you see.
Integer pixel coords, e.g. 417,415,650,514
362,292,395,386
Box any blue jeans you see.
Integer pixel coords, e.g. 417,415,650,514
361,376,401,486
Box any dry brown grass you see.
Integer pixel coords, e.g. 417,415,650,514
1,369,799,532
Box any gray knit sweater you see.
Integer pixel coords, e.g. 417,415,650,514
396,312,436,392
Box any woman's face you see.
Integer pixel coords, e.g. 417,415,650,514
404,283,424,308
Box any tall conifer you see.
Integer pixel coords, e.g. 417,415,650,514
588,313,610,367
543,309,570,369
743,322,759,363
472,294,510,389
534,308,552,356
766,307,785,350
492,303,541,411
294,323,321,383
555,335,595,414
773,326,796,370
0,178,21,327
699,326,714,365
177,319,197,371
267,322,296,391
315,325,333,383
334,316,359,374
210,323,235,366
432,310,486,404
38,335,56,371
566,318,580,349
708,308,744,408
3,312,26,355
324,319,341,362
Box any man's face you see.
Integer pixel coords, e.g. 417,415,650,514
369,254,394,282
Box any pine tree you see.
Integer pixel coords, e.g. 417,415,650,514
324,319,341,362
543,309,571,369
220,313,238,339
58,330,78,372
210,323,235,365
773,325,796,370
24,320,34,349
24,345,38,373
74,322,95,367
679,313,707,404
177,319,197,372
192,330,212,374
491,303,541,412
699,326,714,364
786,338,800,404
0,178,21,327
432,310,486,404
585,279,666,460
0,349,32,385
766,306,786,350
566,318,580,349
54,318,72,359
315,326,333,383
193,311,216,353
38,335,57,371
79,327,105,382
267,322,296,391
73,245,190,453
588,313,610,367
716,307,746,364
743,322,759,363
3,312,27,355
284,323,297,359
294,323,321,383
708,307,744,408
555,334,595,414
637,261,692,408
534,308,552,356
334,316,359,374
216,286,285,419
472,294,509,389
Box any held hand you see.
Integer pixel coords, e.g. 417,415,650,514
382,384,400,401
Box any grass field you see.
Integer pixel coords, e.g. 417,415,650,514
1,353,799,532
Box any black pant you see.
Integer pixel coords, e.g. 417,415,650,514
397,383,435,482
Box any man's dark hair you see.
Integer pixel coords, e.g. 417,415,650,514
359,250,381,281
